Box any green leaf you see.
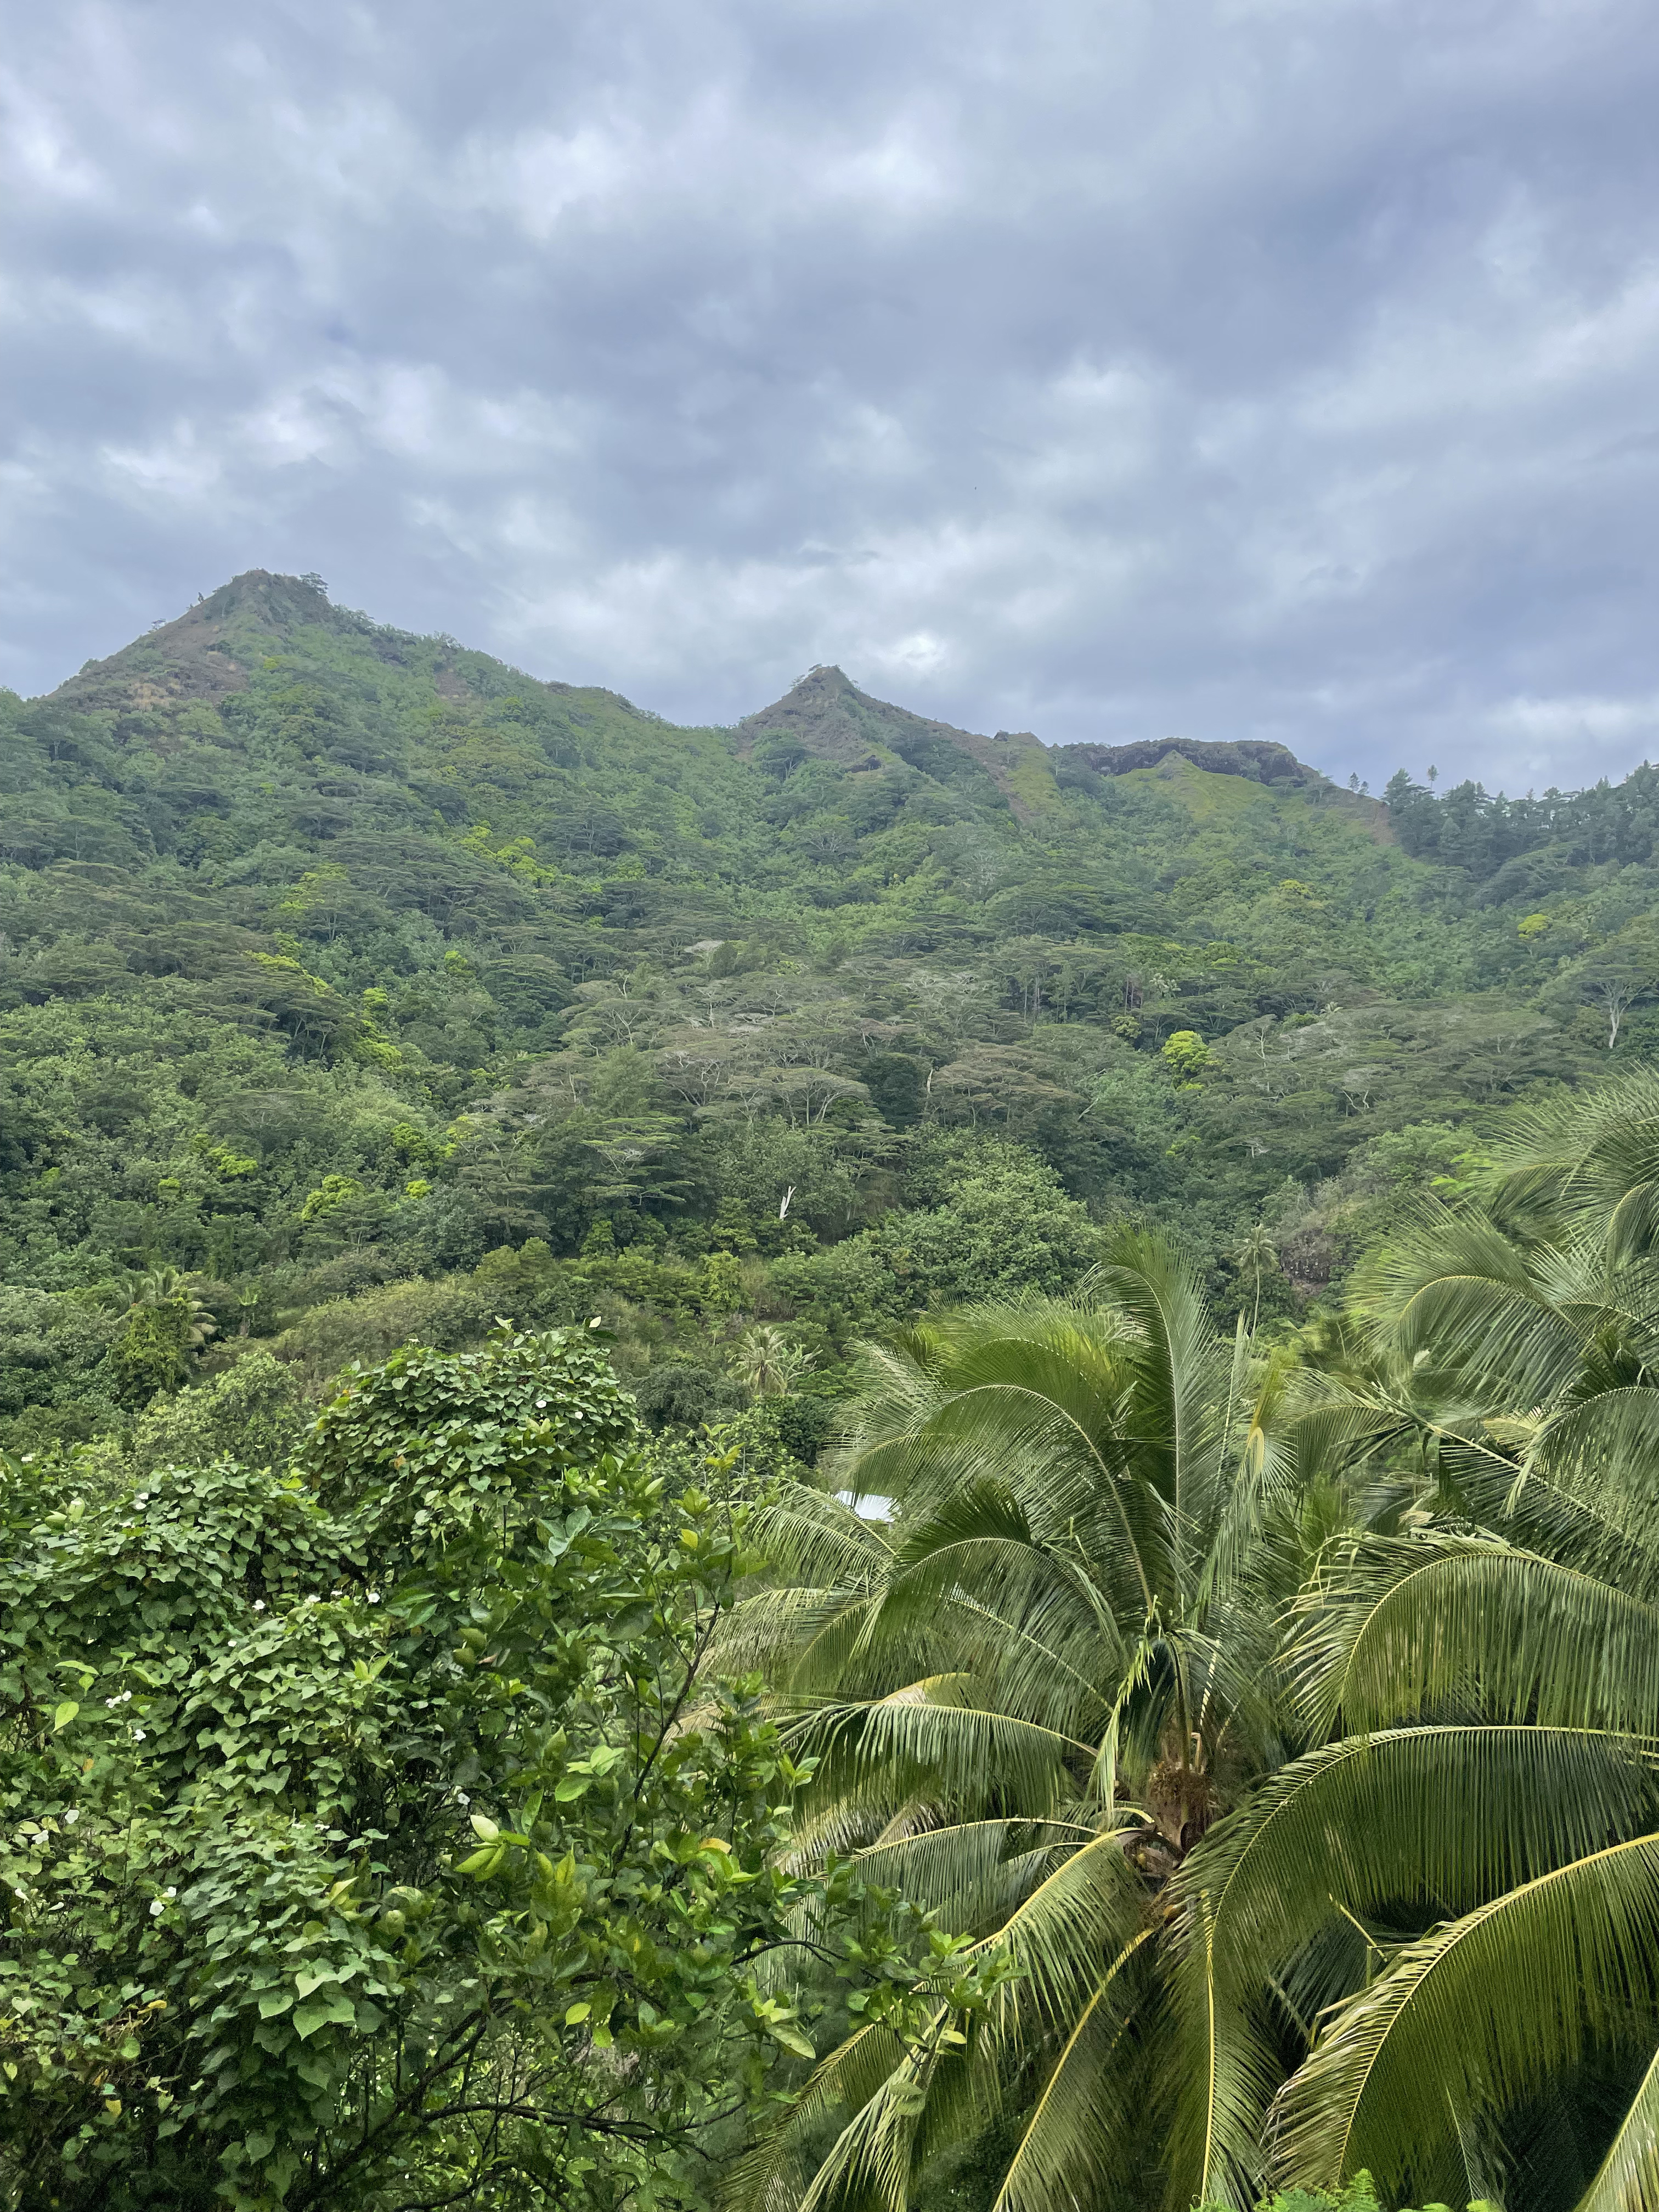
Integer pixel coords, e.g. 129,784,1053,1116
292,1993,357,2040
52,1700,78,1731
769,2024,817,2060
1577,2033,1659,2212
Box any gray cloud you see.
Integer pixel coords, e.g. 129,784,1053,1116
5,0,1659,788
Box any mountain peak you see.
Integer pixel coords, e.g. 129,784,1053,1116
197,567,335,627
46,569,347,719
735,664,1051,807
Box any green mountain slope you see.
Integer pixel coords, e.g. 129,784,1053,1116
2,571,1651,1447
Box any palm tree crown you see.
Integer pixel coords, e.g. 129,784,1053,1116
1177,1066,1659,2212
729,1233,1306,2212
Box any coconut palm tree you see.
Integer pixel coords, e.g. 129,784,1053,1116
1168,1067,1659,2212
126,1263,217,1351
726,1233,1312,2212
733,1323,815,1400
1233,1220,1283,1336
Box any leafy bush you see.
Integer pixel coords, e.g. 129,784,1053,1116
0,1327,996,2209
1201,2177,1497,2212
268,1276,495,1378
129,1350,313,1480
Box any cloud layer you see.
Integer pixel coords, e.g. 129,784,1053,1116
5,0,1659,787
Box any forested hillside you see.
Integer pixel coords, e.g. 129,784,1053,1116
3,569,1656,1453
13,573,1659,2212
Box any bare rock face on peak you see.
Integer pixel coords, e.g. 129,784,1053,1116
735,663,1048,805
1064,735,1321,787
47,571,343,718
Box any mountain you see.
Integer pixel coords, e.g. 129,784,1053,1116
735,659,1056,811
3,570,1656,1450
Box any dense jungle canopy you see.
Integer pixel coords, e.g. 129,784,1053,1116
7,568,1659,1449
10,574,1659,2212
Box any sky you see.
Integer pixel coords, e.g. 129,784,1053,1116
5,0,1659,792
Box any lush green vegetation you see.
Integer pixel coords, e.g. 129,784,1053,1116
12,573,1659,2210
727,1068,1659,2212
6,569,1659,1462
0,1327,1001,2209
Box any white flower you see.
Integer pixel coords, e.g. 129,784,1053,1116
252,1601,266,1612
149,1899,163,1916
165,1886,176,1898
64,1810,78,1825
367,1592,381,1605
455,1792,470,1808
132,1728,146,1741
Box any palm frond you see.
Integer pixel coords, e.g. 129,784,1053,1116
990,1928,1159,2212
847,1816,1094,1939
1291,1535,1659,1737
1204,1340,1309,1603
969,1827,1147,2039
1533,1386,1659,1553
1166,1891,1284,2212
1357,1211,1598,1405
1270,1831,1659,2200
750,1487,895,1585
861,1534,1123,1735
1094,1228,1226,1540
1576,2033,1659,2212
1167,1726,1659,2207
1487,1066,1659,1249
719,1583,881,1685
722,2022,909,2212
782,1683,1087,1815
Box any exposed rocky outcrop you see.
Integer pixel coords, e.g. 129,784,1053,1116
1061,736,1319,786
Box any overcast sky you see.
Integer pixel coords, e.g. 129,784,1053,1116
5,0,1659,789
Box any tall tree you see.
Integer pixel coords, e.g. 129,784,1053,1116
727,1237,1307,2212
